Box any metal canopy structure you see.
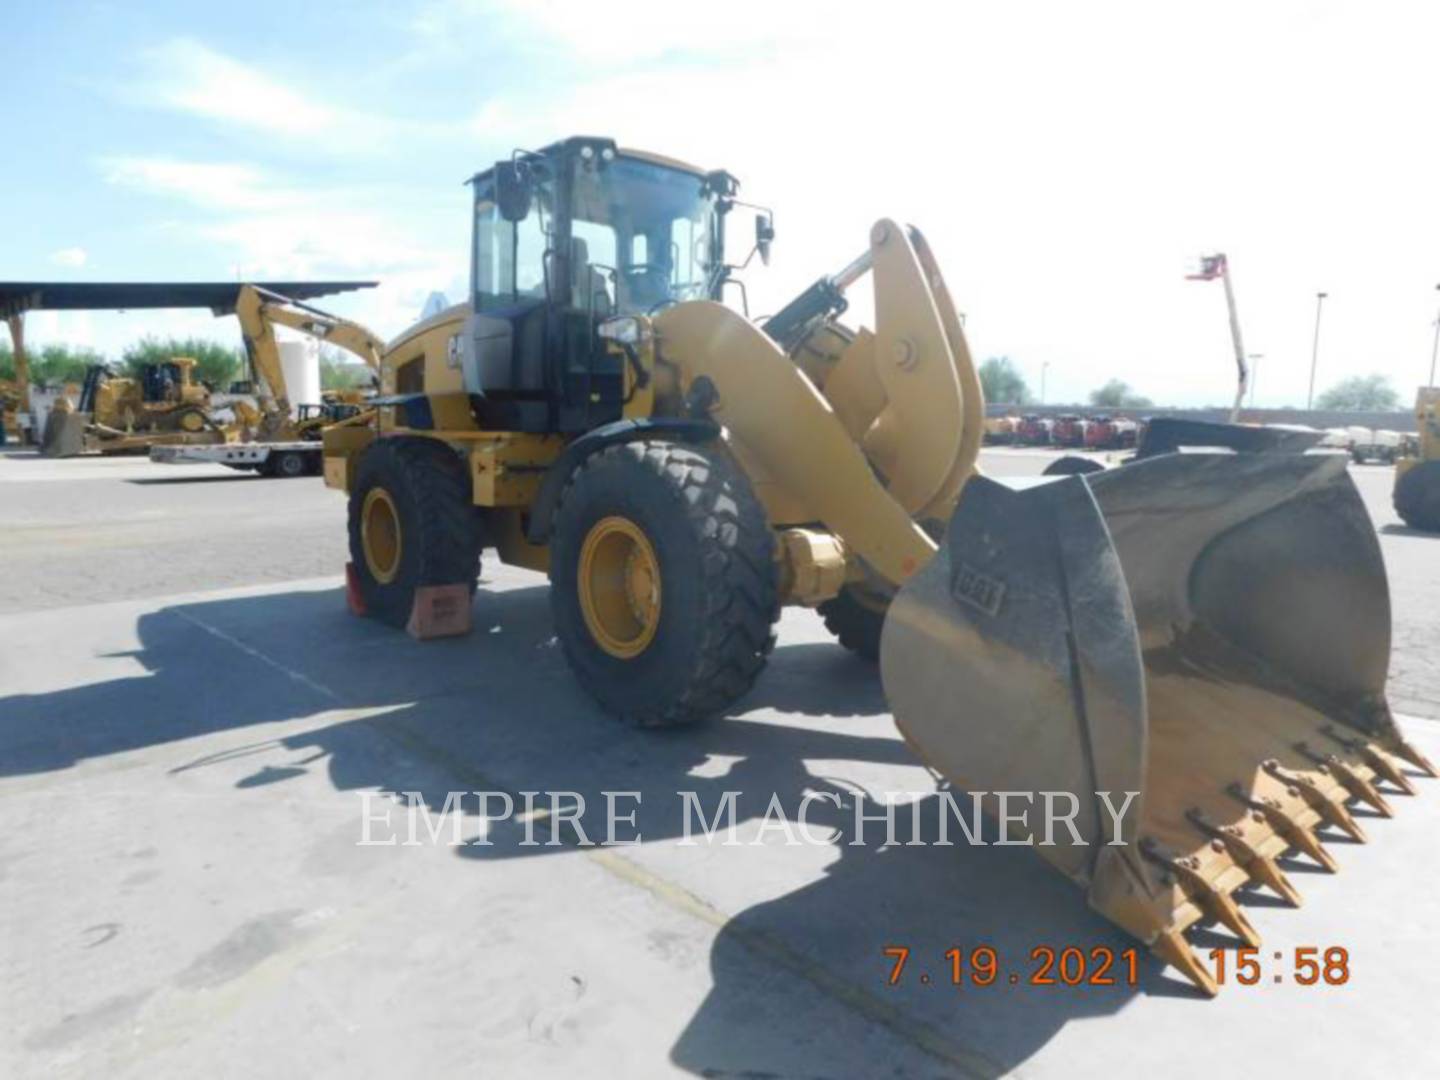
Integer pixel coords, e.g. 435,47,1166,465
0,281,377,320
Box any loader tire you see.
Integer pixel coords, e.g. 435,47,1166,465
818,587,889,662
1394,460,1440,533
347,437,482,628
549,440,779,728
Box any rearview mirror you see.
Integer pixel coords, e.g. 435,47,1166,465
755,213,775,267
495,161,532,223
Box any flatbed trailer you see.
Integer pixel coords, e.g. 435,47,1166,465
149,440,321,477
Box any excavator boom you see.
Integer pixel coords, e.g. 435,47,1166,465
234,285,383,442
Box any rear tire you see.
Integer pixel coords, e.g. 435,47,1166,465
1043,455,1105,477
818,587,889,661
347,438,482,627
1395,460,1440,532
549,440,779,727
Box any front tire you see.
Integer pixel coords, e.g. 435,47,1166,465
549,440,779,727
347,438,482,627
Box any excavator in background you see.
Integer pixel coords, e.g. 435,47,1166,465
319,136,1432,995
150,284,383,477
1394,386,1440,531
0,280,376,456
12,281,380,471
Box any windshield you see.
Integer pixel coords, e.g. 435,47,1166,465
567,156,719,316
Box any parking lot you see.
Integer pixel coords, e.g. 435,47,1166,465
2,446,1438,1079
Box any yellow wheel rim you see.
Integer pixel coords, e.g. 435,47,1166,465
577,516,662,659
361,487,402,585
179,411,204,432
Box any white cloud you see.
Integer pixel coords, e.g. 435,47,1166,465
101,157,297,212
95,153,464,349
47,247,87,268
132,38,396,152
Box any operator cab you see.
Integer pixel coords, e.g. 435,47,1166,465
463,136,752,434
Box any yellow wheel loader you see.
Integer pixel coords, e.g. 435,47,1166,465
322,136,1433,994
1394,386,1440,531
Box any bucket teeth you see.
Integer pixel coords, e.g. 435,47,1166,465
1152,929,1219,998
1293,741,1394,817
1262,760,1368,843
1141,837,1261,948
1322,727,1418,795
1385,733,1439,779
1226,782,1339,872
1186,807,1301,907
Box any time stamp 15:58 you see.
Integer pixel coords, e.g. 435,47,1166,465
883,945,1351,988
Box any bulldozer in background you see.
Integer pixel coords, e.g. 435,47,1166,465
1394,386,1440,531
320,136,1433,994
42,356,229,457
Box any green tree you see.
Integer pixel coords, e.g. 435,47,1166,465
319,345,373,391
978,356,1031,405
1,342,106,385
1089,378,1152,408
121,336,244,389
1315,373,1399,411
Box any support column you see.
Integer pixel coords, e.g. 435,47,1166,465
6,313,29,443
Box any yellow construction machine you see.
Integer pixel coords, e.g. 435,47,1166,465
42,355,229,456
233,284,381,443
1393,386,1439,531
0,280,375,457
322,136,1433,994
146,284,383,477
29,282,381,469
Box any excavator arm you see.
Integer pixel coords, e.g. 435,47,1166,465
234,285,384,440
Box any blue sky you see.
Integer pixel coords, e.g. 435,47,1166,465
6,1,1440,407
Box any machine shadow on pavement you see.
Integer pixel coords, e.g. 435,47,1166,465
0,582,1185,1076
124,474,266,485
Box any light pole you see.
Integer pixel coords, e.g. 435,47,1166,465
1429,284,1440,387
1247,353,1263,408
1041,361,1050,405
1307,291,1327,410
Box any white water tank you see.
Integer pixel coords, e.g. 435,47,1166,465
277,339,321,418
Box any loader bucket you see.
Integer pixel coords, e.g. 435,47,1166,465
881,452,1435,994
41,408,91,458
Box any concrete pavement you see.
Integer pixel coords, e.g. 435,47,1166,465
3,447,1439,1078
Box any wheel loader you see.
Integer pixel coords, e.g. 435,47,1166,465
1394,386,1440,531
322,135,1433,995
